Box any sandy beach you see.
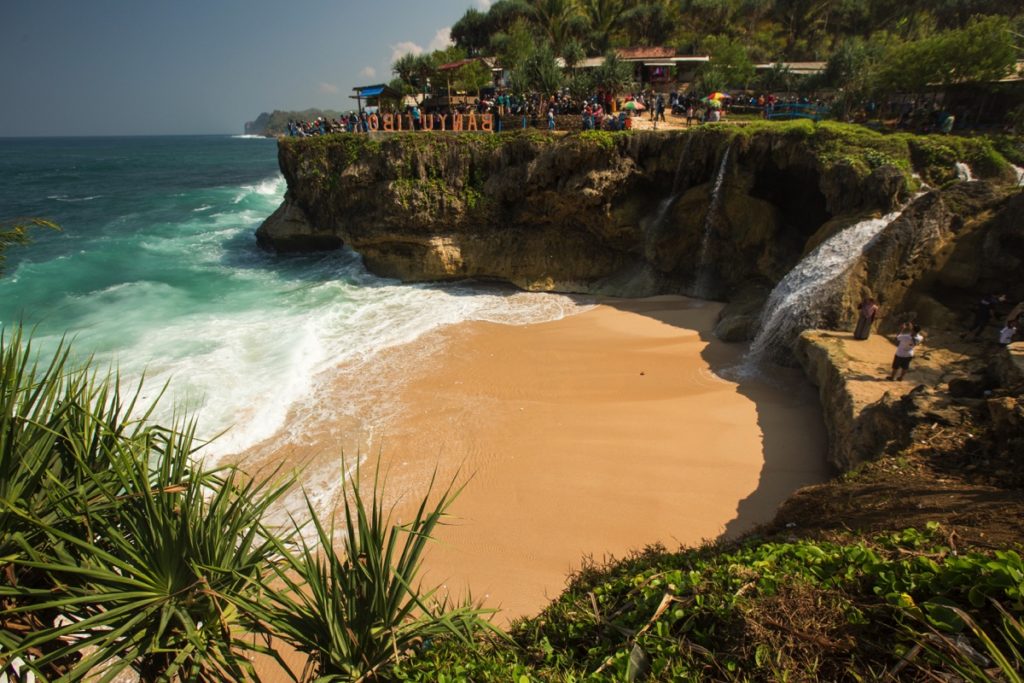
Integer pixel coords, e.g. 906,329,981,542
238,295,829,621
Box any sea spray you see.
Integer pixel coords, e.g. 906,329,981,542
0,136,593,467
746,205,909,365
692,145,731,299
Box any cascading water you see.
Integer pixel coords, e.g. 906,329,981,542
955,161,975,182
746,205,909,366
671,134,696,196
692,145,731,298
643,134,695,236
1013,165,1024,187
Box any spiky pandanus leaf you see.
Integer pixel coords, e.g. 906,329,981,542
0,327,293,681
241,462,501,681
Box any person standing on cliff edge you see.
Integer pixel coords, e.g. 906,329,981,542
887,323,924,381
854,296,879,340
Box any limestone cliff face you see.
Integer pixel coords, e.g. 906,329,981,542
257,124,939,295
258,123,1021,345
823,182,1023,335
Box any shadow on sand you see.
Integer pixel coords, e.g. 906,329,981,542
599,296,834,543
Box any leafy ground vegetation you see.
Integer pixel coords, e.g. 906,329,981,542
1,327,1022,681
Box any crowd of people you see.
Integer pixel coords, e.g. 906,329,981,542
283,87,821,137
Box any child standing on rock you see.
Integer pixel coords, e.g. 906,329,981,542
888,323,925,381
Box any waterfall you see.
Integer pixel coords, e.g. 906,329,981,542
692,145,732,298
1013,165,1024,187
955,161,975,182
643,134,696,236
671,134,696,196
746,205,908,365
643,196,675,233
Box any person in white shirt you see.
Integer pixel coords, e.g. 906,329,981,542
999,321,1018,347
887,323,924,381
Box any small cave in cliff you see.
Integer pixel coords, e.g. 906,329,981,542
749,160,831,239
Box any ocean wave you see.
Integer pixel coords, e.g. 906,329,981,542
231,134,271,139
233,175,286,203
192,205,212,212
47,194,103,202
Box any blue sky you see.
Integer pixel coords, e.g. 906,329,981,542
0,0,490,136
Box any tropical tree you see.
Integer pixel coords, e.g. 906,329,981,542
491,18,535,78
821,37,885,118
457,59,495,98
451,8,491,56
621,2,678,47
561,38,586,76
698,35,756,90
520,43,565,101
756,61,795,92
592,50,635,98
528,0,586,48
392,53,436,103
580,0,628,53
874,16,1017,99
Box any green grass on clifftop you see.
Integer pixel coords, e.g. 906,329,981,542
281,122,1018,195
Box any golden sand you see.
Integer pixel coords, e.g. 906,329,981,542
236,295,829,623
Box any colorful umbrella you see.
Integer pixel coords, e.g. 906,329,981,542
622,100,646,111
707,92,730,101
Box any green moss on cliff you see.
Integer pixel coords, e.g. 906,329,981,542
576,129,632,151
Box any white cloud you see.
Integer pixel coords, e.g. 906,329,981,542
390,41,423,62
429,27,453,52
475,0,491,8
359,66,377,79
318,82,339,94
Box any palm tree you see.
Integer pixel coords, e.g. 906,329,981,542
528,0,585,49
581,0,627,53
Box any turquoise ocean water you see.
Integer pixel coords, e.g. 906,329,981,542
0,135,583,460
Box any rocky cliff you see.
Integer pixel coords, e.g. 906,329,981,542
258,122,1021,342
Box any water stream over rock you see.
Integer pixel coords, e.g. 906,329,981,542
692,145,732,298
955,161,975,182
746,205,910,365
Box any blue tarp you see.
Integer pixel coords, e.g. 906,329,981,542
357,86,385,97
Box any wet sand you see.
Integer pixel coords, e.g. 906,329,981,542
237,295,829,623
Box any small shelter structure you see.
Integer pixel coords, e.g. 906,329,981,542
350,83,404,115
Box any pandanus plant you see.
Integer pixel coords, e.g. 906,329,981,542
238,464,502,682
0,327,292,681
1,328,498,682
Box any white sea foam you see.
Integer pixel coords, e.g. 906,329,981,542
231,134,271,139
233,176,286,203
15,169,592,474
48,194,102,202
